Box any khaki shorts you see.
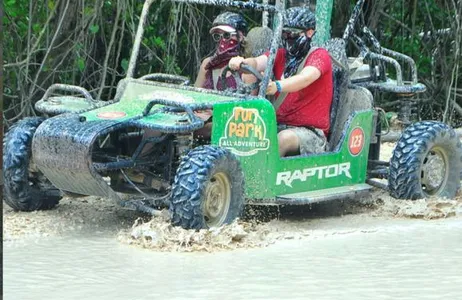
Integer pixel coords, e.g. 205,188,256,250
277,124,327,155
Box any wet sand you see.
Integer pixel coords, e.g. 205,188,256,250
4,198,462,300
3,141,462,299
2,195,141,241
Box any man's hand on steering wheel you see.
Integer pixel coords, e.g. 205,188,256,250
222,57,263,93
229,56,246,71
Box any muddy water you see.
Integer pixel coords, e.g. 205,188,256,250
5,142,462,299
4,213,462,300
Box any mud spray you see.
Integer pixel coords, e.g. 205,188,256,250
117,190,462,252
118,143,462,252
4,143,461,251
118,143,461,252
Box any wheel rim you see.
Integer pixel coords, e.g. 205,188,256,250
420,146,449,196
203,172,231,227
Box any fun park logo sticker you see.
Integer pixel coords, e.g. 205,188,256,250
348,127,365,156
219,107,270,156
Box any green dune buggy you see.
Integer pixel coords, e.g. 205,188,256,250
4,0,461,229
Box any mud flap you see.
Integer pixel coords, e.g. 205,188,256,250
32,114,123,203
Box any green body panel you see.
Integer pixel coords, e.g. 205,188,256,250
211,99,279,198
211,99,374,200
80,80,237,125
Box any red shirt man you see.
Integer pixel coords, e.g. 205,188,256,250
229,7,333,156
270,48,333,136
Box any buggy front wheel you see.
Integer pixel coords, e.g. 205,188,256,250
169,146,244,229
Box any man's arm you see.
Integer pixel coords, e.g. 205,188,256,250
194,57,211,88
266,66,321,95
229,55,268,72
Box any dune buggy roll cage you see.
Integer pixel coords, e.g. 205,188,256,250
36,0,424,115
126,0,424,99
126,0,284,100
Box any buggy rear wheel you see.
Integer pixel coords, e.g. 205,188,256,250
388,121,462,199
3,117,62,211
169,146,244,229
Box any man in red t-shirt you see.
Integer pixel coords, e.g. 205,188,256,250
229,7,333,157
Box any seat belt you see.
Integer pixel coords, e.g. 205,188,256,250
212,68,223,90
271,47,318,111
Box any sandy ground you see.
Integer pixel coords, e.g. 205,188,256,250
2,195,142,240
3,142,462,251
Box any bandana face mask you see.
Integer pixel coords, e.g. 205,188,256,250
216,37,239,55
282,28,311,57
280,28,314,77
205,31,242,71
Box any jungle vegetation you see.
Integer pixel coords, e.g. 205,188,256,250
2,0,461,128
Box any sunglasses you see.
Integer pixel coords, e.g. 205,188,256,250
212,32,238,42
281,28,305,40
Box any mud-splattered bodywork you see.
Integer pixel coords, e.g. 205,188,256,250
30,0,427,208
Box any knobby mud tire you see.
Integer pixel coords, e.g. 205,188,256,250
388,121,462,199
170,146,244,230
3,117,62,211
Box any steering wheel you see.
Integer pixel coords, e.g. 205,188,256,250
220,64,263,94
139,73,190,86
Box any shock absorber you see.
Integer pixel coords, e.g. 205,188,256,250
172,133,194,178
175,133,193,157
397,94,418,127
171,133,193,181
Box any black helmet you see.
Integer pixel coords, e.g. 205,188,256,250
210,12,248,35
281,7,316,77
283,7,316,30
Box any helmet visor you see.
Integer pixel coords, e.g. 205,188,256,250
209,25,236,34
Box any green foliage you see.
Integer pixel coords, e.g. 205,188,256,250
76,58,85,72
89,25,100,34
48,0,55,10
2,0,461,125
152,36,166,51
121,59,129,73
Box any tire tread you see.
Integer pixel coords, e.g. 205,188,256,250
3,117,61,211
388,121,462,199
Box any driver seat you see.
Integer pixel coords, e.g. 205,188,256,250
321,38,374,151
